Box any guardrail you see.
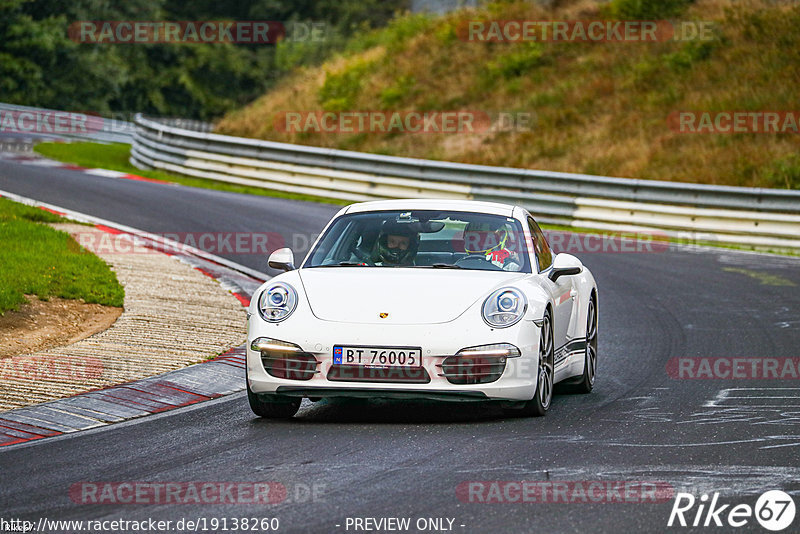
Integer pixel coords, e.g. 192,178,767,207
0,102,134,144
131,114,800,251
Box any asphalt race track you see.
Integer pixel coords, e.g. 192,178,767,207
1,153,799,533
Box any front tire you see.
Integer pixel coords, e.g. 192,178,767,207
573,295,597,394
247,381,301,418
507,309,554,417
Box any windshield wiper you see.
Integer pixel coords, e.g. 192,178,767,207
430,263,462,269
337,261,369,267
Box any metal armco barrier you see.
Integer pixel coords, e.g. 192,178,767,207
0,102,134,144
131,114,800,250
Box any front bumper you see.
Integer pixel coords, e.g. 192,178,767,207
246,312,541,402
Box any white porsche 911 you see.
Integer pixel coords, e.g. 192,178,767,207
246,199,598,418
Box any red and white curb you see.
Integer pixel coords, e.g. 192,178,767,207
0,190,269,448
0,346,248,447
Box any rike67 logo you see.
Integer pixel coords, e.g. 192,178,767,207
668,490,796,531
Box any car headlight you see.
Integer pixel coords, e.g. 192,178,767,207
482,288,527,328
258,282,298,322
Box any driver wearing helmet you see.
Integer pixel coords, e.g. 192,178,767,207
371,220,420,266
463,220,521,271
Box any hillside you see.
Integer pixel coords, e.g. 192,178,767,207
216,0,800,189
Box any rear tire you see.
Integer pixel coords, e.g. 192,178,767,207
247,381,301,419
507,309,554,417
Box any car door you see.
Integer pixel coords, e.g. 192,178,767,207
528,217,573,351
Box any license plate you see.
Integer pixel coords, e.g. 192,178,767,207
333,346,422,368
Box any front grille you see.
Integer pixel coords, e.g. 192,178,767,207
262,352,319,381
439,355,506,385
327,365,431,384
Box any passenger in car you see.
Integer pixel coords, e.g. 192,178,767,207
463,221,522,271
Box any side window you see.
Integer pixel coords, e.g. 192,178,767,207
527,217,553,271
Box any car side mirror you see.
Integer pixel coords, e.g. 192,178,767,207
268,247,295,272
548,253,583,282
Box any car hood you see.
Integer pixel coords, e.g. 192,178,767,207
298,268,526,324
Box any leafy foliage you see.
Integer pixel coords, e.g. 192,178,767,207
605,0,693,19
766,155,800,190
487,42,545,79
318,60,375,111
0,0,409,119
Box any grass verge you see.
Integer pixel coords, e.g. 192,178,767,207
33,141,348,206
0,197,125,315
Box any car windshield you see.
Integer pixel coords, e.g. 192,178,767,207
303,210,532,272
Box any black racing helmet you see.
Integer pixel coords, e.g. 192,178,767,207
372,220,420,265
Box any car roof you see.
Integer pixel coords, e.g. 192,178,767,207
342,198,518,217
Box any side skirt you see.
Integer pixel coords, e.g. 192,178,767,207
554,337,587,382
